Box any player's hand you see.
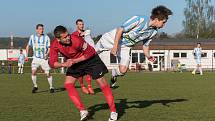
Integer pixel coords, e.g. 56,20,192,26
111,47,117,56
61,62,72,68
63,59,75,67
148,56,156,63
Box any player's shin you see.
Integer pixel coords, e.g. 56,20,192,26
47,75,53,89
21,67,23,73
100,82,116,112
31,75,37,87
64,82,85,111
18,67,21,73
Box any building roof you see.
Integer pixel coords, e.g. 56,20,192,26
133,38,215,50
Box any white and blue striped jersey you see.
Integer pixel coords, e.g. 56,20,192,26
28,34,50,59
120,15,158,47
18,53,25,64
193,47,202,59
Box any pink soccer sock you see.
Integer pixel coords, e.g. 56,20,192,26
79,77,85,87
100,84,116,112
86,75,92,87
64,83,85,111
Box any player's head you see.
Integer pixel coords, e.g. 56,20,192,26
20,49,23,54
76,19,84,32
36,24,44,35
150,5,173,29
54,25,71,45
197,43,201,47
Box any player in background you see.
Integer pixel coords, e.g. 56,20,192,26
192,43,203,75
18,49,25,74
72,19,95,94
26,24,54,93
49,25,117,121
96,5,173,87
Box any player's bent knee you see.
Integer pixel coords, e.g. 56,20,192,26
96,77,108,87
65,80,74,84
119,68,127,74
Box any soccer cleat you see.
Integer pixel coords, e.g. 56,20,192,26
108,112,118,121
50,88,55,93
88,87,95,94
110,76,117,88
81,86,89,94
80,110,89,121
32,87,38,93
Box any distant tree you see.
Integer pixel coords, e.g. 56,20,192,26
183,0,215,38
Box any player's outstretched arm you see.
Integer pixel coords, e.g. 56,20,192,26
111,27,123,56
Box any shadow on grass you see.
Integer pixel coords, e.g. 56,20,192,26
34,87,66,93
88,98,188,120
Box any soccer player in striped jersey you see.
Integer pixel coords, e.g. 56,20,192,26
26,24,54,93
192,43,203,75
18,49,25,74
96,5,172,87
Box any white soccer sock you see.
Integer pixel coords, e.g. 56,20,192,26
193,67,197,73
21,67,23,73
32,75,37,87
47,76,53,89
199,67,203,75
112,67,124,77
18,67,21,73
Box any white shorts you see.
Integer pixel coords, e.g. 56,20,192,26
32,58,50,74
18,63,24,68
96,29,131,67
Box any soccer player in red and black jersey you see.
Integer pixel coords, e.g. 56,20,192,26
49,25,118,121
72,19,94,95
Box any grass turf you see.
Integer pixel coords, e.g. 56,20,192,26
0,72,215,121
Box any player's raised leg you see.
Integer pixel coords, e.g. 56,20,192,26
86,75,94,94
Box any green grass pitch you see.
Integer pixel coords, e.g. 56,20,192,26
0,72,215,121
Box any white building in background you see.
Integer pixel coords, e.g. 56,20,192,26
99,38,215,71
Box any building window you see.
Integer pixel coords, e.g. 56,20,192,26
201,53,207,58
181,53,187,58
110,54,117,63
132,53,138,63
173,53,179,58
139,53,145,63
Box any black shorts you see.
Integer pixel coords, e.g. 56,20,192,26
66,54,108,80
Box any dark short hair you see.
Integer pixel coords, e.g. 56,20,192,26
197,43,201,45
54,25,68,38
20,49,23,52
36,24,44,29
76,19,84,25
150,5,173,20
